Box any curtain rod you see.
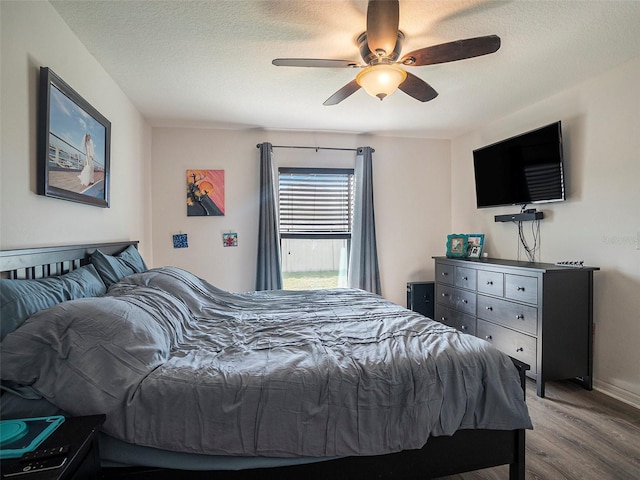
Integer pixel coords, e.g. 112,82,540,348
256,144,367,153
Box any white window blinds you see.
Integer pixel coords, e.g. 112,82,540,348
278,168,354,238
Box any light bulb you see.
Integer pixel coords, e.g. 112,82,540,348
356,64,407,100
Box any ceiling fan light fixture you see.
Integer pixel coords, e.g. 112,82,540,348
356,64,407,100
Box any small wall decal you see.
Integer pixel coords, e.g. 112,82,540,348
187,169,225,216
223,232,238,247
173,233,189,248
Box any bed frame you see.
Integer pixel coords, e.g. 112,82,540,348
0,241,527,480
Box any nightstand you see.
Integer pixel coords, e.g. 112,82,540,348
406,281,435,319
1,415,105,479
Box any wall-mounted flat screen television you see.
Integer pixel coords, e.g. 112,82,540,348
473,121,565,208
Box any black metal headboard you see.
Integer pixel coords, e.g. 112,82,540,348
0,241,139,280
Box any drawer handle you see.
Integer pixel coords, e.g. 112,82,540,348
462,299,468,304
461,325,467,331
442,293,449,297
441,317,447,322
462,276,468,281
516,347,524,352
516,314,524,320
441,272,449,276
485,306,493,311
485,335,492,340
486,281,493,285
517,286,525,291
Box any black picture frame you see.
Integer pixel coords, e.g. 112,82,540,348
37,67,111,208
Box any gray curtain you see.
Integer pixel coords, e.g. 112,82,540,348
348,146,381,294
255,143,283,290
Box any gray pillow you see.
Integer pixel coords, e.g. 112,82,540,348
117,244,148,273
0,264,106,340
90,246,147,287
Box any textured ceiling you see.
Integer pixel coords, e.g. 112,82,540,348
50,0,640,139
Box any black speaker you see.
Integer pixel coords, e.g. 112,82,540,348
406,282,435,319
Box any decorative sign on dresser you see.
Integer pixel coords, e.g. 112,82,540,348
433,257,599,398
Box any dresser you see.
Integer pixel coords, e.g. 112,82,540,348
433,257,598,397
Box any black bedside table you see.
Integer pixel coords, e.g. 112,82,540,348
1,415,105,479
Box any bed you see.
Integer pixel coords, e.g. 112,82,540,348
0,241,532,479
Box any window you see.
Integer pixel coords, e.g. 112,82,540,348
278,168,354,290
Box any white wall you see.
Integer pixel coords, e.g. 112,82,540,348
0,1,152,260
451,57,640,407
151,128,451,305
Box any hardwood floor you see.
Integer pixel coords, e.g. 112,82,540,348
437,379,640,480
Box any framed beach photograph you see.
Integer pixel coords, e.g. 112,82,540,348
466,233,485,258
446,234,468,258
37,67,111,208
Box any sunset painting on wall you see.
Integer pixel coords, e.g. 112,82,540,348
186,169,225,216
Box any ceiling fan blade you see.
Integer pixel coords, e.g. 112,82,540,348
398,72,438,102
401,35,501,66
272,58,359,68
366,0,399,56
323,80,361,106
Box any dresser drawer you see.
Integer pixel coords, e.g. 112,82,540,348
436,284,476,316
477,296,538,335
505,274,538,304
455,266,477,291
477,320,537,373
436,262,454,285
436,283,456,309
435,305,476,336
477,270,504,296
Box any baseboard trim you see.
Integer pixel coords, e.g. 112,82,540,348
594,380,640,410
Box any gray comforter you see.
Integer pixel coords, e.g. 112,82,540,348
1,267,532,457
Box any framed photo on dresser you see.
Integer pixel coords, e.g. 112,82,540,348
446,234,469,258
467,234,485,258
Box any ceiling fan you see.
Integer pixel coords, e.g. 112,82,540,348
272,0,501,106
